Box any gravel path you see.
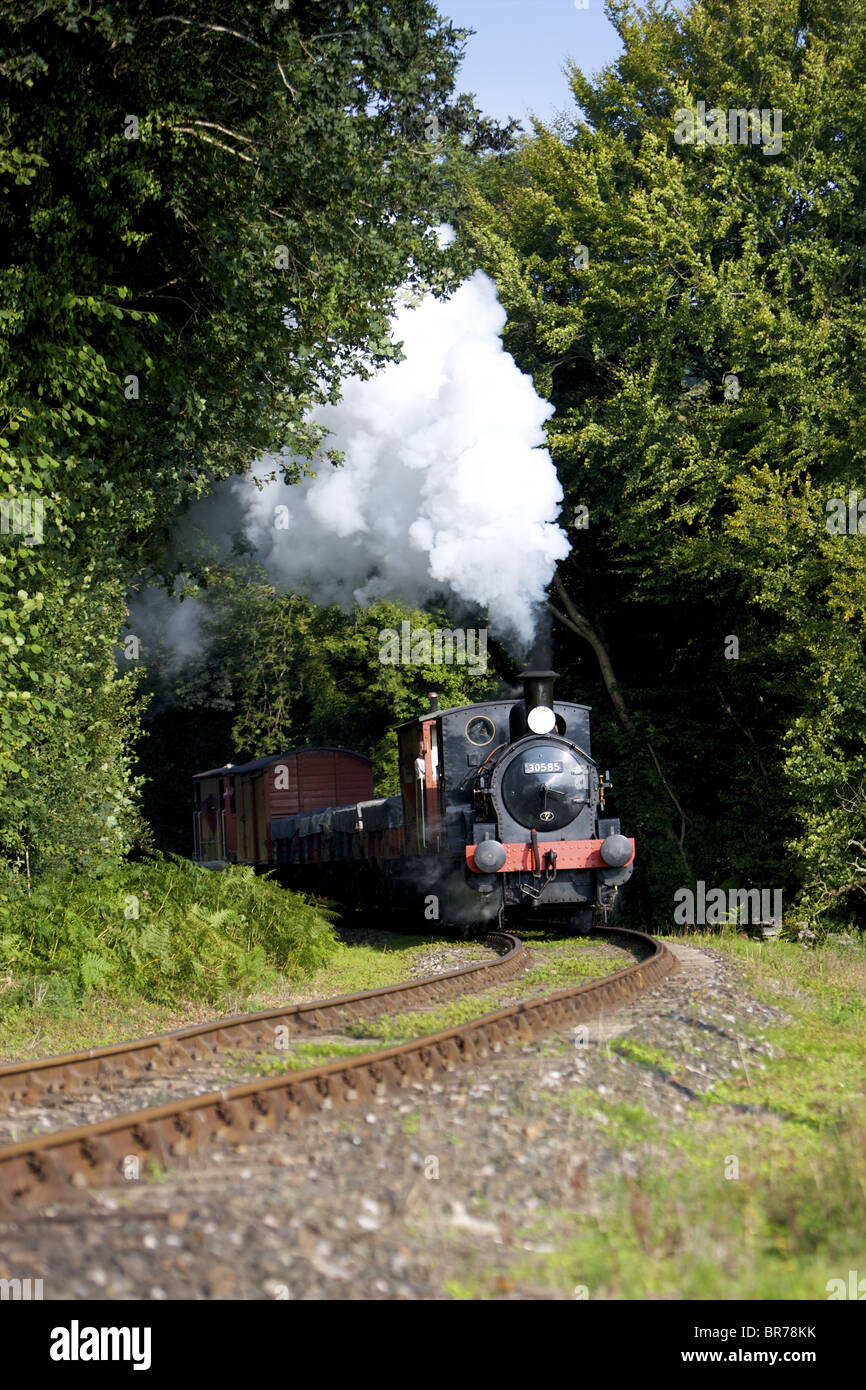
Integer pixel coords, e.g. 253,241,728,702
0,939,785,1300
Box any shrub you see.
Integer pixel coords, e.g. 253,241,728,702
0,854,338,1010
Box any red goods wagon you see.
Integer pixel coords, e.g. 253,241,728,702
193,748,373,865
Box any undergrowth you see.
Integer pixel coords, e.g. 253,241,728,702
0,853,338,1013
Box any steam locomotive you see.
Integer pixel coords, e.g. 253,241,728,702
192,670,634,933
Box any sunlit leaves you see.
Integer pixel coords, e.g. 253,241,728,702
467,0,866,928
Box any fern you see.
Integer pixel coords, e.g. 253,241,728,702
79,952,115,992
0,853,339,1009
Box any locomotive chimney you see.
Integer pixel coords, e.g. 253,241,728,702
519,668,557,715
516,668,558,735
428,690,439,712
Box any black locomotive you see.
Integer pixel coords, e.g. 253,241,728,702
237,668,636,933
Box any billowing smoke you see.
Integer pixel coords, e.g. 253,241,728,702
133,268,569,656
235,270,568,646
124,583,203,673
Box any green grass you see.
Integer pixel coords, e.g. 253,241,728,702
443,1280,479,1300
609,1038,681,1076
345,994,492,1043
442,930,866,1300
341,933,631,1043
0,992,205,1064
240,1040,376,1075
0,854,340,1058
553,1090,659,1141
291,933,488,1001
517,950,622,990
0,885,499,1062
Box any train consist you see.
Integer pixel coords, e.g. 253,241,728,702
192,670,634,933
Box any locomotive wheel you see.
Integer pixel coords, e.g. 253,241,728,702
571,909,594,936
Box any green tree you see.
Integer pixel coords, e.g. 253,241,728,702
466,0,866,933
0,0,512,875
0,566,148,886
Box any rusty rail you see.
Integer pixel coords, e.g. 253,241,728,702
0,931,527,1108
0,928,676,1214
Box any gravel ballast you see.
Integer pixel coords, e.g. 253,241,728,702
0,939,787,1300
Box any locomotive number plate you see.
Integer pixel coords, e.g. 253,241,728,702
523,761,562,773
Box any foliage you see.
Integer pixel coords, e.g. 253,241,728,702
1,0,507,557
0,855,338,1010
0,0,513,878
464,0,866,930
0,571,149,874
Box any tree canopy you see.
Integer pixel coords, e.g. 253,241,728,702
5,0,866,937
467,0,866,931
0,0,510,879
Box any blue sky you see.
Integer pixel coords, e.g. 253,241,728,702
441,1,625,127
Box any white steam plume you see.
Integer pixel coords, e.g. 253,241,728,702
134,268,570,656
234,269,568,646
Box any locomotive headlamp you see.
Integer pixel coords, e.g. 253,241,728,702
599,833,633,867
473,838,507,873
527,705,557,734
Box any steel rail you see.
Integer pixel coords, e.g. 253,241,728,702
0,932,527,1108
0,928,677,1214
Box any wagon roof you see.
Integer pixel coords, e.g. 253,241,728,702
192,747,372,779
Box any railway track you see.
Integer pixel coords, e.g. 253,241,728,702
0,927,677,1215
0,930,527,1108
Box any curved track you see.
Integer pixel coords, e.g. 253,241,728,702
0,928,677,1214
0,931,527,1107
